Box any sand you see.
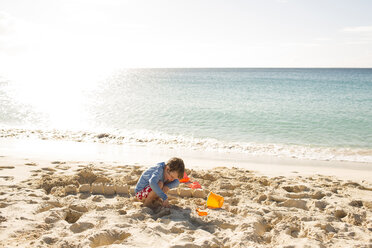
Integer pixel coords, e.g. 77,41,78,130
1,153,372,248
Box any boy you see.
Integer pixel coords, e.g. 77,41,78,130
135,157,185,208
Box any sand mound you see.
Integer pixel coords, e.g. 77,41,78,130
76,167,98,184
35,174,78,194
34,167,114,195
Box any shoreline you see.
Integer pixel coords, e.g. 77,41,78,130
1,137,372,183
1,127,372,163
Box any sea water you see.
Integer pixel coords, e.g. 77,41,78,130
1,68,372,162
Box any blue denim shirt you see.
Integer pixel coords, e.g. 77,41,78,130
135,162,180,201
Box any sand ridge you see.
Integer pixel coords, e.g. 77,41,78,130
0,161,371,247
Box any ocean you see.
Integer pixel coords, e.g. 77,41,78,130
1,68,372,162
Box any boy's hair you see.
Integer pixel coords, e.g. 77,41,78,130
166,157,185,180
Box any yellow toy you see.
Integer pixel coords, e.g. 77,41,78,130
206,192,224,209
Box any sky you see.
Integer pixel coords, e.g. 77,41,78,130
0,0,372,77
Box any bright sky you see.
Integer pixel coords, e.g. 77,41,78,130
1,0,372,75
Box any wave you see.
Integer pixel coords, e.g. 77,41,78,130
1,127,371,163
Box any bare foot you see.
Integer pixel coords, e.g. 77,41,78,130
143,199,162,209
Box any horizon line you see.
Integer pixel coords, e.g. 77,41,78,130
120,67,372,69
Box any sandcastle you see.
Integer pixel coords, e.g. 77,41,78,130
168,188,207,198
45,167,209,199
65,183,207,198
64,185,77,194
66,183,132,196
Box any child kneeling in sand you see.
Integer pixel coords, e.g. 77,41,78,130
135,157,185,208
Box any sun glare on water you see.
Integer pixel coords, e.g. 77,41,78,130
7,62,109,130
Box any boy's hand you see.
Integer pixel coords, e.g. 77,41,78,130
163,186,169,193
162,199,170,208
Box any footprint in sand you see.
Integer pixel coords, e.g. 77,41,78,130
225,197,240,206
212,219,238,231
282,185,309,193
318,223,337,233
314,200,329,210
285,225,302,238
169,225,184,234
69,204,88,213
65,209,83,223
41,235,58,245
203,173,217,181
219,182,239,190
279,199,308,210
151,207,171,220
334,208,347,219
285,192,309,199
152,223,169,234
349,200,363,208
0,202,10,208
0,176,14,181
0,166,15,169
55,164,70,170
25,162,37,166
255,221,272,237
51,161,66,165
89,229,131,247
41,167,57,172
311,191,326,200
169,235,197,248
0,215,6,223
70,222,94,233
92,195,103,202
118,209,127,215
256,194,267,203
35,201,62,213
45,210,67,224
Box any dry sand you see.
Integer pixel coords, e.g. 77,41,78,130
0,157,372,248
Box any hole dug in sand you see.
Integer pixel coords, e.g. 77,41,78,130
89,229,131,247
253,221,271,236
286,226,301,238
65,209,83,223
334,209,347,219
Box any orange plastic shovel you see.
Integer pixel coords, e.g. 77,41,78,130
196,208,208,216
179,172,190,183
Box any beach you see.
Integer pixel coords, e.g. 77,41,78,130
1,0,372,246
0,138,371,248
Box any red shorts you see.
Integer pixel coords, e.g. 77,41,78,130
135,185,152,200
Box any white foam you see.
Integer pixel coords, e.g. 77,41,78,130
1,127,371,163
